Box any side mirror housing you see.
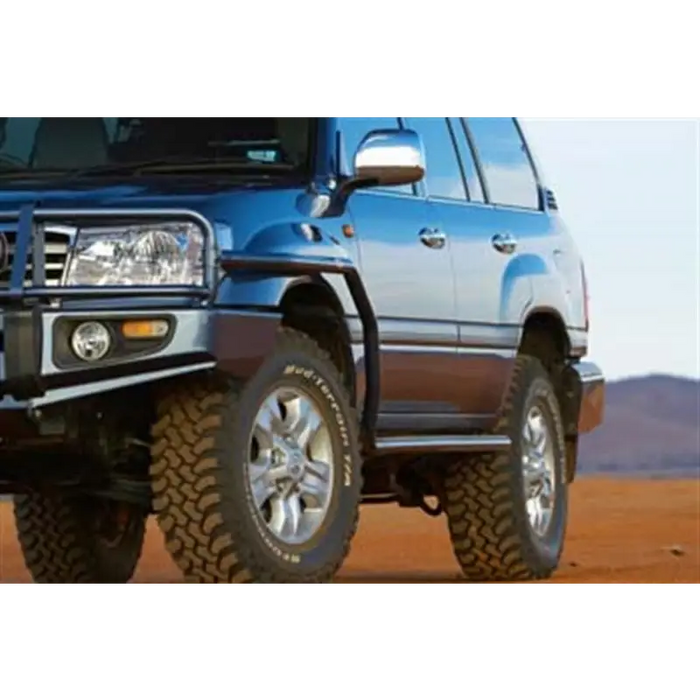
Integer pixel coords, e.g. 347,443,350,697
327,128,426,214
352,128,426,188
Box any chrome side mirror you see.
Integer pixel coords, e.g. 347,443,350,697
353,129,425,188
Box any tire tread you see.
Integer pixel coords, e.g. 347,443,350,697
443,356,564,582
13,493,145,583
150,327,361,583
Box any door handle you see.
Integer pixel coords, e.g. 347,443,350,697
419,228,447,250
492,232,518,255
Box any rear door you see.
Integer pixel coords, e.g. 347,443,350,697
455,118,551,341
405,117,518,341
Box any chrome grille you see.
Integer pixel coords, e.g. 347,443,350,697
0,230,71,289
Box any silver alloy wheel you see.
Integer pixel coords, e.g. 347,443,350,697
521,405,556,538
247,386,335,546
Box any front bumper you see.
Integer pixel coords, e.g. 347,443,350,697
0,307,280,412
0,204,283,422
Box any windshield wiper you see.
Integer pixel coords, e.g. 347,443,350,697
68,157,295,178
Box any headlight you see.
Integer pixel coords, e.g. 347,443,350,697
64,222,205,287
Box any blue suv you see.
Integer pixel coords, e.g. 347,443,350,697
0,117,604,583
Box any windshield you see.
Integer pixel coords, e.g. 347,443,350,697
0,118,313,178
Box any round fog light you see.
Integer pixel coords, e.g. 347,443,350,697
71,322,112,362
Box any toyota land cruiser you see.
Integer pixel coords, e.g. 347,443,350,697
0,117,604,583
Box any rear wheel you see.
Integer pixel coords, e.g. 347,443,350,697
443,356,568,581
150,327,362,583
13,493,147,583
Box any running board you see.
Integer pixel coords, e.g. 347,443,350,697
372,435,511,456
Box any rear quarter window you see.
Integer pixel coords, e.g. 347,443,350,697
465,118,540,210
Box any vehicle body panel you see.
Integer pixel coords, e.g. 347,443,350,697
0,117,604,464
344,189,462,423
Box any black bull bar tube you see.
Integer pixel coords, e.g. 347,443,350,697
0,205,381,443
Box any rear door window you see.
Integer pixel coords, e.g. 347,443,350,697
448,118,485,203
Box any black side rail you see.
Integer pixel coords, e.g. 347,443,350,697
220,252,380,448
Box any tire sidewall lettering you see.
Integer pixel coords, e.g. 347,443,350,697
239,357,358,570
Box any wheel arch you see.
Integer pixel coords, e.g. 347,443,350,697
518,307,572,367
518,307,580,483
279,278,357,406
219,252,380,449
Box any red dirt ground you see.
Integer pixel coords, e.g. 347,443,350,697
1,478,699,583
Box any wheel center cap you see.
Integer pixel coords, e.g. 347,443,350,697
287,450,305,480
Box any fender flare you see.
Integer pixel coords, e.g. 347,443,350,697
518,306,573,356
220,252,380,449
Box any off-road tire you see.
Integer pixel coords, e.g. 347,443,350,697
150,327,362,583
13,493,147,583
443,356,568,582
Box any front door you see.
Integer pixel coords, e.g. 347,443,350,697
338,118,459,430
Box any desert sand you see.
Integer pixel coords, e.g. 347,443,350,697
1,478,698,583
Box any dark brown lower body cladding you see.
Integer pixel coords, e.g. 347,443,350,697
379,348,514,416
352,342,515,432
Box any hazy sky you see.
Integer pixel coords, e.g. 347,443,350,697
522,119,699,381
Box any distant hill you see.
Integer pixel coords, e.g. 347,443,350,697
579,375,700,477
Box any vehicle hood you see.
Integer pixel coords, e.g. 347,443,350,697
0,176,343,258
0,176,277,213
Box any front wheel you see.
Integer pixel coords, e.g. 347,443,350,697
14,493,147,583
150,328,362,583
443,356,568,582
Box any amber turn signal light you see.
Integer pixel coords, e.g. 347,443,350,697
121,320,170,340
